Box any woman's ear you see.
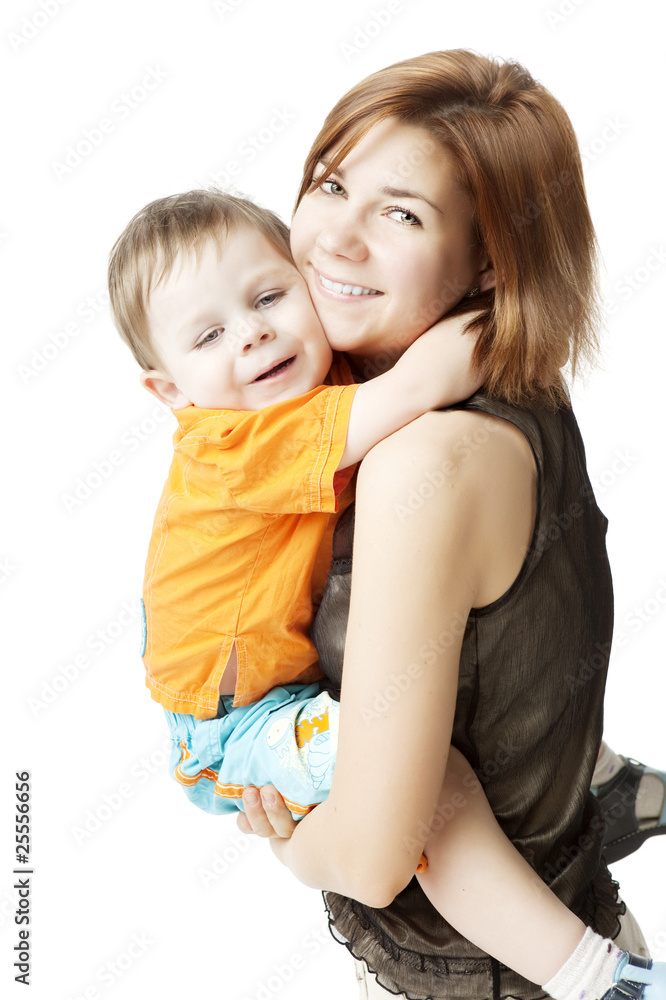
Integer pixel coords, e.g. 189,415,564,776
477,256,496,293
140,370,191,409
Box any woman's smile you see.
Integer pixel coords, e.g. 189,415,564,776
290,118,489,363
316,269,383,299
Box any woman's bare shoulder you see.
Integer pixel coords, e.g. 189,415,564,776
359,407,535,495
357,408,536,607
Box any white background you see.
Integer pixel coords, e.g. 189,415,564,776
2,0,665,997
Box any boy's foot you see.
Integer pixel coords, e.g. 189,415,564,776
592,757,666,864
602,953,666,1000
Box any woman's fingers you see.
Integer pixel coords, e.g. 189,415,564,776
239,785,298,839
236,810,253,836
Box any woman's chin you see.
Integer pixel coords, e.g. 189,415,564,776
322,327,376,358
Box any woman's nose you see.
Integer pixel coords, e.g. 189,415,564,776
315,213,368,262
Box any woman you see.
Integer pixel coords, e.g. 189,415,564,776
238,50,661,999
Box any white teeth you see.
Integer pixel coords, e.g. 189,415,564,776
320,274,379,296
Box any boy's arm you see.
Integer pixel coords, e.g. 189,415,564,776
338,312,483,470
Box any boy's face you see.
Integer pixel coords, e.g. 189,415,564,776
143,227,333,410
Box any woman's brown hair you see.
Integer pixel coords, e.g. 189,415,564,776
296,50,600,408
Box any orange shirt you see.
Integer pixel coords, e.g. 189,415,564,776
143,378,359,719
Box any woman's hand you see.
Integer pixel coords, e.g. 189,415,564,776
237,785,297,839
237,786,298,868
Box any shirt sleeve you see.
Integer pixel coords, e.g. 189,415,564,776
179,385,359,515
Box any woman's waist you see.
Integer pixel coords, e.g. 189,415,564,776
323,826,623,1000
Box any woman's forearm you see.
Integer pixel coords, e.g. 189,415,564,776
271,418,491,908
270,801,340,889
271,797,399,908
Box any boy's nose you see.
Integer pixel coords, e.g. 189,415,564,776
236,319,276,354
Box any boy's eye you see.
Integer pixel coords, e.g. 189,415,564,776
199,328,224,347
256,290,284,308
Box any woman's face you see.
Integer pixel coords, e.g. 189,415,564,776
290,118,494,366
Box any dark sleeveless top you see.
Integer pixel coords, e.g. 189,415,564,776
311,393,624,1000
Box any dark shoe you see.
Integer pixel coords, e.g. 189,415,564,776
601,952,666,1000
593,758,666,864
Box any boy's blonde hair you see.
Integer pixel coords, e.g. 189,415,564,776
108,190,292,371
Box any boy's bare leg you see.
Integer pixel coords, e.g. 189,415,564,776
416,746,586,986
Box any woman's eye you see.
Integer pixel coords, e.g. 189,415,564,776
320,178,345,196
256,291,284,308
199,328,223,347
386,207,421,226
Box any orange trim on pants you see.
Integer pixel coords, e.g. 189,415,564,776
174,740,313,816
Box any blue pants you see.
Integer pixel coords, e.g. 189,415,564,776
165,683,339,820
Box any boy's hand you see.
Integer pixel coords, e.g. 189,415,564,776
238,785,296,839
337,309,486,470
392,308,486,413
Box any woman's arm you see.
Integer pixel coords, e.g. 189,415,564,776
246,409,535,908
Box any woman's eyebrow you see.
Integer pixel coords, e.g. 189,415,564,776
380,185,443,216
317,158,344,178
318,159,443,215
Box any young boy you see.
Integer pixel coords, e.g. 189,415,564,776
108,190,664,1000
